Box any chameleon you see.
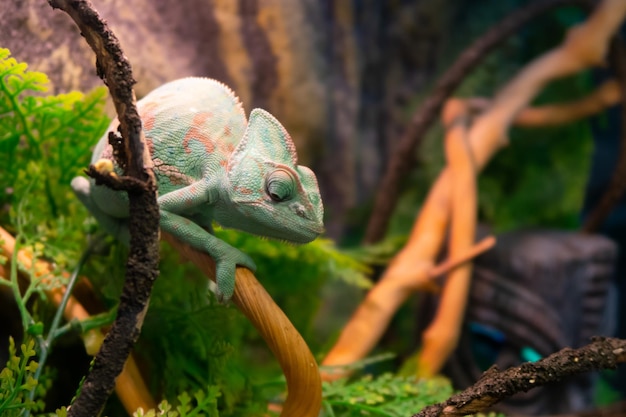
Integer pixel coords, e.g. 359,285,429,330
71,77,324,302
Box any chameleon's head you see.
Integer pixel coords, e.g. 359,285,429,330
222,109,324,243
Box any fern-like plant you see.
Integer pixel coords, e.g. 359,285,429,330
0,46,111,415
133,387,221,417
322,373,453,417
0,338,44,416
0,47,109,261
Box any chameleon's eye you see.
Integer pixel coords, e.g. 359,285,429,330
265,169,294,202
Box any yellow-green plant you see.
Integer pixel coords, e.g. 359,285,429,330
0,338,44,416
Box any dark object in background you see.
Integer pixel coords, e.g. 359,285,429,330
422,230,616,415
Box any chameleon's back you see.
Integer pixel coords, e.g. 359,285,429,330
94,77,248,193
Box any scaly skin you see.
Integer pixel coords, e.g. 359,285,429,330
72,77,324,302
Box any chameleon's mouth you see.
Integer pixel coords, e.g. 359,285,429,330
231,200,324,243
295,226,325,243
264,221,324,244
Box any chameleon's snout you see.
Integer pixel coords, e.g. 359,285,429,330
301,222,325,242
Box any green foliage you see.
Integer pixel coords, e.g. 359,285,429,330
479,118,592,231
133,387,221,417
53,406,68,417
0,46,109,265
322,374,453,417
133,244,251,413
0,198,95,417
0,338,45,415
0,47,113,415
343,235,408,267
216,228,371,339
216,230,371,289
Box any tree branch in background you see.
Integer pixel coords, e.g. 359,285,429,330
417,101,477,377
427,236,496,281
46,0,160,416
583,38,626,233
456,79,621,127
413,337,626,417
364,0,594,244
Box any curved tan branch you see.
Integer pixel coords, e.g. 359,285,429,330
417,101,476,376
162,232,322,417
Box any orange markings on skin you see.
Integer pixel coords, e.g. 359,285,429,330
145,137,155,155
153,158,194,186
216,140,235,156
141,101,160,131
235,186,253,195
183,113,215,154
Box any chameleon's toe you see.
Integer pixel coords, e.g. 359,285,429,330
213,251,256,303
214,260,237,303
235,251,256,272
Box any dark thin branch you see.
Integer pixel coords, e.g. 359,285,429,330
46,1,160,416
413,337,626,417
583,36,626,233
364,0,594,244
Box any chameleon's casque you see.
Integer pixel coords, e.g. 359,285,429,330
72,77,324,301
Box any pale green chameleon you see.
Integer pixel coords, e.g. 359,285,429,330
72,77,324,302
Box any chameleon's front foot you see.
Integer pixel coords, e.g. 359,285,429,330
159,210,257,303
214,250,256,303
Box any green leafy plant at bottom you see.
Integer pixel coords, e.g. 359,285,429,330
133,387,221,417
322,373,454,417
0,338,45,416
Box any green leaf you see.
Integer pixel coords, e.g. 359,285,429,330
55,406,69,417
26,321,44,337
20,339,36,358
